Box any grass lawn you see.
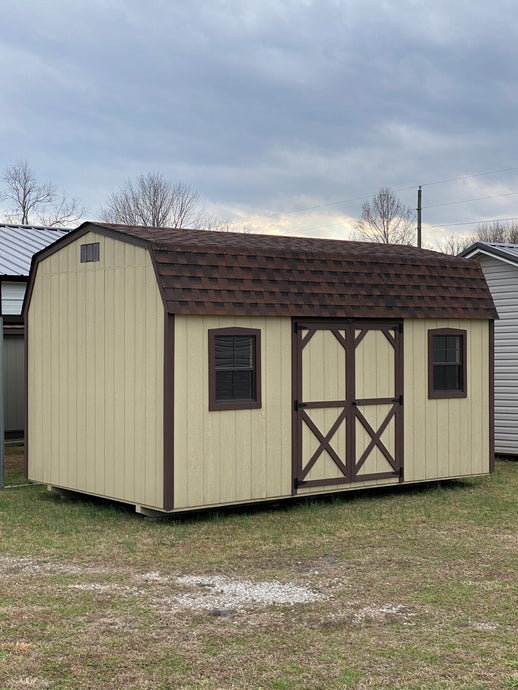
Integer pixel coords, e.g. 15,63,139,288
0,451,517,689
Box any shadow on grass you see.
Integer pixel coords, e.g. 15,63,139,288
24,469,496,526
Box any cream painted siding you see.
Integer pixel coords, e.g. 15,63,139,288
27,232,165,509
301,328,347,483
173,315,292,509
404,319,490,481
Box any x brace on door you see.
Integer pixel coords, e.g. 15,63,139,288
292,320,403,493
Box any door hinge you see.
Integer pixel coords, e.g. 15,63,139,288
393,467,404,480
294,400,308,412
294,478,308,490
392,395,403,405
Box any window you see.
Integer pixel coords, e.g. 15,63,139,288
80,242,100,263
428,328,467,399
209,328,261,410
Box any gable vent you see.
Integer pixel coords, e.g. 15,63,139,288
80,242,100,263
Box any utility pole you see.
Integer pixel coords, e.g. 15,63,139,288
417,186,422,248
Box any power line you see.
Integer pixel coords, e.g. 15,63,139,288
423,190,518,210
420,166,518,188
225,164,518,235
430,216,518,229
244,165,518,221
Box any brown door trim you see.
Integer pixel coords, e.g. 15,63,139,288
292,318,404,492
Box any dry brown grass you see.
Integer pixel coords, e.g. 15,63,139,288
0,455,517,689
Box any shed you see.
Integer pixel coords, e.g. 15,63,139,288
1,223,69,437
461,242,518,455
24,222,497,515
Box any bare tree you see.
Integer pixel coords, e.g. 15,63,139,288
467,220,518,245
435,221,518,256
1,160,84,227
100,172,216,228
353,187,416,244
435,234,471,255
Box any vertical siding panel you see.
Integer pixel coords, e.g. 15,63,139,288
471,321,486,474
67,257,78,490
94,266,105,494
75,266,87,491
57,269,69,486
133,265,146,501
123,245,136,501
156,295,165,505
85,266,97,492
280,319,293,497
412,320,428,480
40,272,51,483
264,320,280,497
32,273,42,481
173,316,189,507
447,398,460,476
103,260,115,498
218,410,236,504
143,263,156,505
48,269,59,482
234,409,252,501
436,398,449,478
188,318,206,506
424,319,439,481
403,323,414,481
112,266,126,500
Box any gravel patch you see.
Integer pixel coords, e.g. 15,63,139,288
171,574,321,611
1,557,323,612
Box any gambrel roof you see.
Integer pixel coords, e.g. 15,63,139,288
28,222,498,320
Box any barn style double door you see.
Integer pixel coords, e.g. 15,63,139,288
292,319,404,492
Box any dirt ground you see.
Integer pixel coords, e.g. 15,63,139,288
4,448,24,472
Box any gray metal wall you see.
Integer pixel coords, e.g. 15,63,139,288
478,254,518,455
2,334,24,436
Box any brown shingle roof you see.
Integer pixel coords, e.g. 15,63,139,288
79,222,498,320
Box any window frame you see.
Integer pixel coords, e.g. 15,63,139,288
428,327,467,399
208,327,262,411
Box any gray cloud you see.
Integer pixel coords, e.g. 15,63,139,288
2,0,518,239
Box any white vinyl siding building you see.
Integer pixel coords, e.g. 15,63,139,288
1,281,26,315
462,243,518,455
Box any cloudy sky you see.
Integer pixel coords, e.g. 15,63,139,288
2,0,518,247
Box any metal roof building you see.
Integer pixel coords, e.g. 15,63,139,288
1,223,71,437
1,223,69,277
1,224,70,316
